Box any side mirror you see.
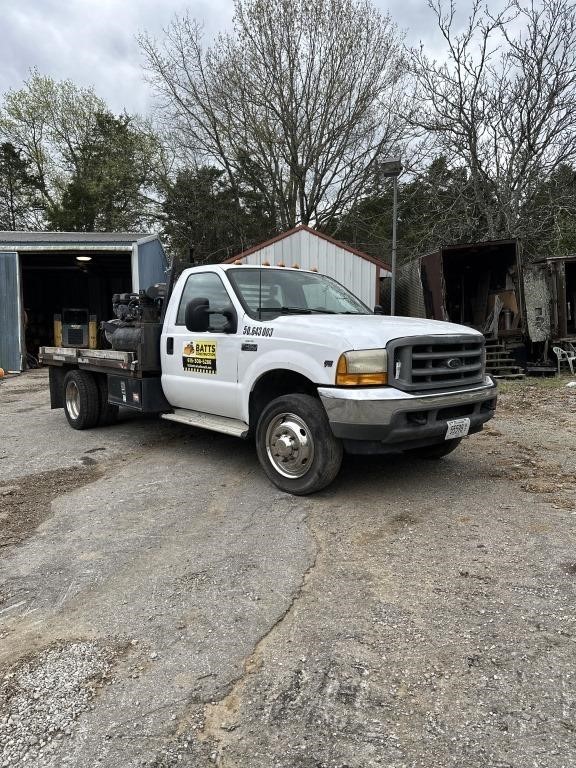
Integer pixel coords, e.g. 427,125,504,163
184,298,238,333
185,297,210,332
374,304,385,315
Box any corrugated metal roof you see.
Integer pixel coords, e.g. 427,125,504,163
0,231,151,245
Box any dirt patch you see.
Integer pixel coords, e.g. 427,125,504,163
0,465,103,549
497,377,576,422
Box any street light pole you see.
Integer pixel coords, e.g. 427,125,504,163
391,173,398,316
379,158,402,316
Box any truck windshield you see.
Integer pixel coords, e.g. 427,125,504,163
227,268,371,320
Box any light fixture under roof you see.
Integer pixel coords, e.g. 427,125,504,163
76,256,92,262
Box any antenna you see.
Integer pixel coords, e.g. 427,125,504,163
258,237,263,321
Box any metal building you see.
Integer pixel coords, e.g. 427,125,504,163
0,231,167,372
225,225,391,309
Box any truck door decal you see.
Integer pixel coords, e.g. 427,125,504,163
183,341,217,374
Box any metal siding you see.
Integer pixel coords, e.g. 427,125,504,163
301,230,311,267
0,252,23,371
397,259,427,318
237,230,382,306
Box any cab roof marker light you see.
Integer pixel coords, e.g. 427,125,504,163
293,263,300,269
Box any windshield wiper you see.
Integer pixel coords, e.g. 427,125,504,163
258,306,311,314
258,306,340,315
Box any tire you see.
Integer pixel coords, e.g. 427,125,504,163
255,394,343,495
63,370,100,430
406,438,462,460
96,375,119,426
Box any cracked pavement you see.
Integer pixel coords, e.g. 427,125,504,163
1,370,575,767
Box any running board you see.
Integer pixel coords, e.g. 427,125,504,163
161,408,249,438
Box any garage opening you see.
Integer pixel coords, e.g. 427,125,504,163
21,251,132,360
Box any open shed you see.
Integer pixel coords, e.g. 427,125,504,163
398,240,523,332
224,225,391,310
0,232,167,372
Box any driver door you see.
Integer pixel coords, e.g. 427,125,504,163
161,271,242,418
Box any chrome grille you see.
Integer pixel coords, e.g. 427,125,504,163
388,335,485,392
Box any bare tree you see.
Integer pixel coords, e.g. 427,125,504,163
140,0,408,231
410,0,576,258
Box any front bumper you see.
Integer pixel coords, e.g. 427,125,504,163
318,377,498,451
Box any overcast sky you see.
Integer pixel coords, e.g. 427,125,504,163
0,0,464,116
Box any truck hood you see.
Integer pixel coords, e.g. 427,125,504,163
273,313,483,349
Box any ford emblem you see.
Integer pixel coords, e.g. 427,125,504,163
446,357,463,369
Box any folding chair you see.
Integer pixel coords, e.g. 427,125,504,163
552,346,576,375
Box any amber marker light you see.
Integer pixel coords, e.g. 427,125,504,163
336,349,388,386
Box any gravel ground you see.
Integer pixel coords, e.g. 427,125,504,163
0,370,575,767
0,642,117,767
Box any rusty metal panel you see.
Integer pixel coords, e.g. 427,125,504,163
420,251,448,320
523,265,552,342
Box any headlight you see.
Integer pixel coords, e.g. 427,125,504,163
336,349,388,386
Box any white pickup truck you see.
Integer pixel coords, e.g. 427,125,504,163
40,264,497,494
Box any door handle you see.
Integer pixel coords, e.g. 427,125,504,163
166,337,174,355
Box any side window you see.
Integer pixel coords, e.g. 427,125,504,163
176,272,234,331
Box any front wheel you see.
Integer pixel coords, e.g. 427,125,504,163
405,438,462,460
256,394,343,495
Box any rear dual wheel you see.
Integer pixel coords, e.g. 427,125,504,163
64,371,100,430
64,371,118,429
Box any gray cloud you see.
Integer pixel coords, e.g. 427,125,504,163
0,0,233,114
0,0,485,115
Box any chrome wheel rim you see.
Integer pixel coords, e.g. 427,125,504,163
65,380,81,420
265,412,314,478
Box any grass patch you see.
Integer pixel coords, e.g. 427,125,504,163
497,375,572,395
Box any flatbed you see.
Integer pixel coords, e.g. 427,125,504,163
40,346,140,377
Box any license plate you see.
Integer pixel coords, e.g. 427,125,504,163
445,417,470,440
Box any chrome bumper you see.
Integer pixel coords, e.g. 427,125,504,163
318,377,498,445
